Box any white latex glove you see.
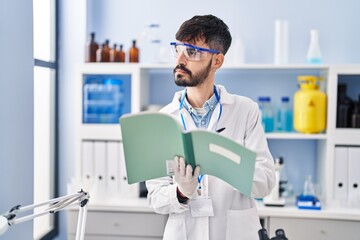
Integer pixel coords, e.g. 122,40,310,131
174,156,201,198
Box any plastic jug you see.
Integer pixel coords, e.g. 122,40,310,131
294,76,326,133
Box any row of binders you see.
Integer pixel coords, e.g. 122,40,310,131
334,146,360,208
80,140,139,201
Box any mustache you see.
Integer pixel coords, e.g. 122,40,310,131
173,64,192,76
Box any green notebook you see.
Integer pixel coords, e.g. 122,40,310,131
119,112,256,196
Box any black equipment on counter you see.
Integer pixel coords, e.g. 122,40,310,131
258,228,288,240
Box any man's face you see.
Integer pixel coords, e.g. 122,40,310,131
173,40,215,87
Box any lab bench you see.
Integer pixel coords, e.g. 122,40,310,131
258,202,360,240
67,198,360,240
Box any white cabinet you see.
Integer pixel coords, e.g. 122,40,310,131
269,217,360,240
67,206,167,239
324,66,360,208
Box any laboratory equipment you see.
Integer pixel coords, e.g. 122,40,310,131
296,175,321,210
277,96,293,132
85,32,99,63
0,190,89,240
129,39,139,63
97,39,111,62
258,228,288,240
141,23,162,63
274,20,289,65
294,75,326,133
306,29,322,64
119,44,126,63
258,96,275,132
263,157,286,207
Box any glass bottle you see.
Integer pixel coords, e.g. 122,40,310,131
96,43,104,62
129,40,139,63
336,84,353,128
101,39,110,62
119,44,126,63
110,43,118,62
277,96,293,132
351,95,360,128
258,96,274,132
303,175,315,196
306,29,322,64
85,32,99,62
142,23,161,63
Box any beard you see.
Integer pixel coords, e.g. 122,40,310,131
174,59,212,87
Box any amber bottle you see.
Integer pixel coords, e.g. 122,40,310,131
119,44,126,63
129,40,139,63
100,40,110,62
96,44,104,62
111,43,119,62
85,32,99,62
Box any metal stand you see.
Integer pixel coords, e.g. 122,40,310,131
0,190,89,240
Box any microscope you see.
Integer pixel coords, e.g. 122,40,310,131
259,228,288,240
263,157,286,207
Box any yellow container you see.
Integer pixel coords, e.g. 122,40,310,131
294,76,326,133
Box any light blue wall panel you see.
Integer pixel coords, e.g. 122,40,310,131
0,0,34,239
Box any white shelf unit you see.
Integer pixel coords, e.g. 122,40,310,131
322,65,360,209
71,63,360,239
73,63,148,201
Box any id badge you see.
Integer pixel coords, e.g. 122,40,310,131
189,197,214,217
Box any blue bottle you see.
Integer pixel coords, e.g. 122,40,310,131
258,96,274,132
277,96,293,132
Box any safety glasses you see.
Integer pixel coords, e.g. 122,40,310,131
170,42,220,61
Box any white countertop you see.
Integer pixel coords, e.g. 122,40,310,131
257,202,360,221
69,197,153,212
70,197,360,221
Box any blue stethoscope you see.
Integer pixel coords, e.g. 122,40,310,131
179,85,223,191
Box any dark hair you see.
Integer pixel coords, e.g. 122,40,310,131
175,15,232,55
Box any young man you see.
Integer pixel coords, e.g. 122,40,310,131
146,15,275,240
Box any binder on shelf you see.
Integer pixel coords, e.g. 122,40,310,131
119,141,139,198
82,141,94,189
106,141,120,194
334,147,348,200
120,112,256,197
348,147,360,207
94,141,107,191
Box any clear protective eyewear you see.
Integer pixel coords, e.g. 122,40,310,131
170,42,220,61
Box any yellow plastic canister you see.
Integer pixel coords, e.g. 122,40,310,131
294,75,327,133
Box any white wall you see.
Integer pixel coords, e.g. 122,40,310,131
0,0,34,239
88,0,360,64
56,0,87,239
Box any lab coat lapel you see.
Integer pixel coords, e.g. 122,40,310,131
207,103,221,132
180,107,197,130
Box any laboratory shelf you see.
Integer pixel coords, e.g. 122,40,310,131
79,124,122,141
139,63,330,70
328,129,360,145
73,63,360,228
265,132,327,140
257,203,360,221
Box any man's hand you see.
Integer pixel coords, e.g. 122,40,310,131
174,156,201,198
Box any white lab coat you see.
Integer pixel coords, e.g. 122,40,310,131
146,85,276,240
